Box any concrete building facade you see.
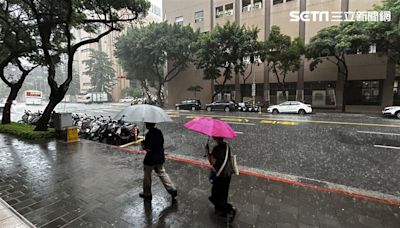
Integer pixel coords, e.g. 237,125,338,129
75,0,163,101
164,0,400,113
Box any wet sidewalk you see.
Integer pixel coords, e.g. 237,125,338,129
0,133,399,228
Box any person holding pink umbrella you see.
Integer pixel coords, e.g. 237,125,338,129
184,117,237,222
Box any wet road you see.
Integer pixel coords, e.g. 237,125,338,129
5,102,400,197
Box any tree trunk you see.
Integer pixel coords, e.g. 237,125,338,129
34,90,65,131
336,59,348,112
242,79,246,102
1,85,19,124
157,83,164,107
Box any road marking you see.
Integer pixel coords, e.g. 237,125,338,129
176,113,400,128
220,118,244,122
226,122,255,126
260,120,298,126
235,131,243,134
374,145,400,150
357,131,400,136
168,114,180,118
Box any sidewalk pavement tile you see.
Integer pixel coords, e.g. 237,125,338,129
0,134,399,227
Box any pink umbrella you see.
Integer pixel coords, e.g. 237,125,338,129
184,117,237,139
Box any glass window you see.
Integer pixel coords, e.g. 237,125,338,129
394,79,400,105
216,6,224,18
242,0,251,12
347,80,382,105
195,10,204,23
175,16,183,25
225,3,233,16
273,0,284,5
254,0,263,9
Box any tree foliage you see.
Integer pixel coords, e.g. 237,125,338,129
366,0,400,64
0,1,40,124
84,49,116,97
265,26,304,98
306,22,370,111
194,21,262,101
8,0,150,130
115,22,198,106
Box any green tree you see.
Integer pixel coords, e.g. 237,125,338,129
115,22,198,106
265,26,304,100
305,23,370,112
187,85,203,98
366,0,400,64
12,0,150,131
194,21,262,101
122,87,142,98
84,50,116,98
0,2,40,124
56,63,80,96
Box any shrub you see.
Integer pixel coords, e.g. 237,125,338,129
0,123,55,140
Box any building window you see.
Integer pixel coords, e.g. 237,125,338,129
394,79,400,105
225,3,234,16
242,0,251,12
254,0,263,9
216,6,224,18
175,16,183,25
273,0,284,5
195,10,204,23
347,80,382,105
286,0,295,2
369,43,377,54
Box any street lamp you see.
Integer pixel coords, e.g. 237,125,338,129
243,55,262,105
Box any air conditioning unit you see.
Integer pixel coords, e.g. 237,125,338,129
242,5,251,12
254,2,262,9
195,18,204,23
225,10,233,16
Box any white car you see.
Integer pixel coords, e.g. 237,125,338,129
382,106,400,119
267,101,312,115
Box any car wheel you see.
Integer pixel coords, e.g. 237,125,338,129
298,109,306,115
207,107,212,112
176,106,180,110
224,107,230,112
396,111,400,119
191,106,196,111
272,109,279,115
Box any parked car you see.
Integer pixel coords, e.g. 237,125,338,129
267,101,312,115
119,97,133,103
237,102,260,112
382,106,400,119
206,100,236,112
175,99,201,111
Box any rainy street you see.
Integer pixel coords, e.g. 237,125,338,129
1,102,400,227
6,102,400,197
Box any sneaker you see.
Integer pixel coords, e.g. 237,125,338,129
169,190,177,198
139,192,152,200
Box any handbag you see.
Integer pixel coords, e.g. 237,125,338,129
217,144,239,177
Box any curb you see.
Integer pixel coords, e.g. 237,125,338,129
114,146,400,207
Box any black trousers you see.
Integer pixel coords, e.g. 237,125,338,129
209,175,233,214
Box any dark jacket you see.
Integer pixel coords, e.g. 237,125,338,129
142,128,165,165
211,142,230,173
